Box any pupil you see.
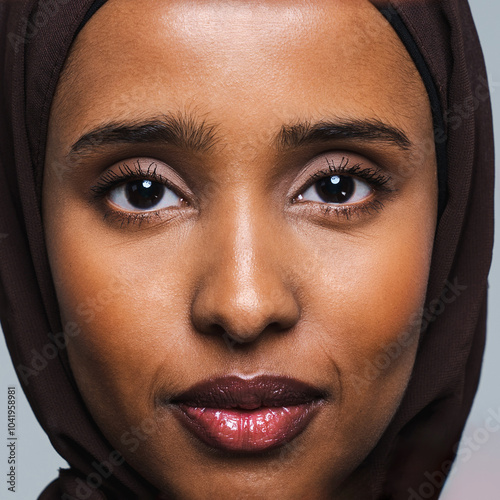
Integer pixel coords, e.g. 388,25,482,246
126,180,165,209
316,175,354,203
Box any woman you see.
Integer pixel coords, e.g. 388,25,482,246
0,0,494,499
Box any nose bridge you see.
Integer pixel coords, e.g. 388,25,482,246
226,199,266,296
191,194,300,344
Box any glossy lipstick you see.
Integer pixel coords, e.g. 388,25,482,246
169,375,326,452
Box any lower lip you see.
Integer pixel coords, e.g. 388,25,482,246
172,401,323,452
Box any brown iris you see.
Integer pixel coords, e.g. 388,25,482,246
315,176,355,203
126,180,165,209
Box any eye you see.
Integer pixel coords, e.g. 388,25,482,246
297,174,372,205
109,179,184,212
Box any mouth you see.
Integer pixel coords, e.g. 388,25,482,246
168,375,327,453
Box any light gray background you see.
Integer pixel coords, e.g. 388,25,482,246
0,1,498,498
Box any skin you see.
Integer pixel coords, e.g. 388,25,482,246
43,1,438,498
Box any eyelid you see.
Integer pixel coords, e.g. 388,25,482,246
89,152,396,228
89,157,196,206
288,151,393,201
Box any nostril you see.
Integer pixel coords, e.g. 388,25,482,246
220,320,293,349
190,255,301,344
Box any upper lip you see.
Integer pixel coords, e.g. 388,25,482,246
169,375,327,410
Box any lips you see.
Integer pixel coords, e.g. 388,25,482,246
169,375,326,452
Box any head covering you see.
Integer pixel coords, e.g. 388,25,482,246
0,0,494,498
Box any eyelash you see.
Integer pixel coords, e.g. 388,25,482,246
90,161,183,227
294,157,395,220
89,156,395,227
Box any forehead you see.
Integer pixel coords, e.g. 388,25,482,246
52,0,428,147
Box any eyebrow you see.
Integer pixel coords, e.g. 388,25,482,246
67,112,220,160
276,118,411,152
67,113,411,162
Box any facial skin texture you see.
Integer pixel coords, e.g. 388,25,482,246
43,1,438,498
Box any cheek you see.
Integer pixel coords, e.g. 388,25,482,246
299,214,433,455
342,230,429,357
47,216,197,426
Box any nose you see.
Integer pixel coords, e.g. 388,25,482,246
190,203,300,345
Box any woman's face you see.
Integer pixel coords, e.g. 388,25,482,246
43,0,438,498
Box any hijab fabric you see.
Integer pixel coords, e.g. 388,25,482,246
0,1,494,498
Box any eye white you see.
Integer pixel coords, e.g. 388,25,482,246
109,180,182,212
299,175,372,204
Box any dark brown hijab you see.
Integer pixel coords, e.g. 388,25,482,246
0,1,494,498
